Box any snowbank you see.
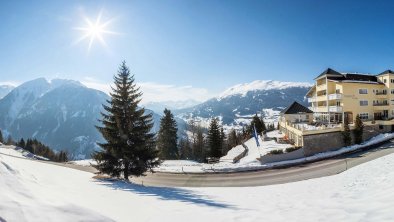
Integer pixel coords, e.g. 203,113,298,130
1,144,394,221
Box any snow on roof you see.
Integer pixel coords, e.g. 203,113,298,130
218,80,313,99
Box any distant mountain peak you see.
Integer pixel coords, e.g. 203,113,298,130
218,80,313,100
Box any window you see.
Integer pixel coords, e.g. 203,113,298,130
336,101,341,106
359,113,369,120
391,79,394,83
359,89,368,94
391,89,394,94
360,100,368,106
379,125,384,130
335,89,340,94
384,79,387,83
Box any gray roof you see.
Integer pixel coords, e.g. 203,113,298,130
281,101,313,114
315,68,342,79
377,70,394,76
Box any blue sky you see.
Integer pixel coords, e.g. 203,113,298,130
1,0,394,102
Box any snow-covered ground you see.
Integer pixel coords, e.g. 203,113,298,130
0,145,48,160
1,145,394,221
154,132,394,173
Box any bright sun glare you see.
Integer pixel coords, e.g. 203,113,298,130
74,11,118,52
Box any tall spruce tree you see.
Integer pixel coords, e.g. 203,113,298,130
93,61,160,180
353,115,364,144
157,108,178,160
208,118,222,158
0,130,3,143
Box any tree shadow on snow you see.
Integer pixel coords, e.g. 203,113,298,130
95,179,236,209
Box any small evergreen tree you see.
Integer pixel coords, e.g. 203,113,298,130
220,127,228,155
208,118,222,158
17,138,26,148
157,108,178,160
93,61,160,180
179,138,192,160
227,129,238,149
342,118,352,146
249,114,266,135
193,127,205,162
353,115,364,144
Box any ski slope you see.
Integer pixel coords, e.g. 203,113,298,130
1,146,394,221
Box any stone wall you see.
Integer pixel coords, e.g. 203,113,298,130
260,147,305,164
303,124,393,156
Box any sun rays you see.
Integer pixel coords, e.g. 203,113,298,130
74,10,119,52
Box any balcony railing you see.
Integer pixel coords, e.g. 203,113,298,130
307,97,317,103
328,93,342,100
375,92,387,95
373,101,389,106
329,106,343,112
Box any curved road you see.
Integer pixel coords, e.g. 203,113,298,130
131,141,394,187
2,141,394,187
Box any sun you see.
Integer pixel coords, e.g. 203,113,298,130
74,11,118,52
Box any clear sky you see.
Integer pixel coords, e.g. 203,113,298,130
1,0,394,103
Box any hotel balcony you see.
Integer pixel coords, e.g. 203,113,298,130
329,106,343,112
373,101,389,106
373,101,390,110
328,93,342,100
307,97,317,103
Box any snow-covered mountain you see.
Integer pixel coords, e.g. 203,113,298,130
0,78,161,160
0,85,15,99
176,80,313,130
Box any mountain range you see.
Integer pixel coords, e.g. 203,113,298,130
173,80,312,130
0,78,312,159
0,79,161,159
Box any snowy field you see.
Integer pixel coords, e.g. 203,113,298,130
1,146,394,221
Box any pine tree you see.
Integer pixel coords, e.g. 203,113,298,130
17,138,26,148
220,127,228,155
0,129,3,143
342,117,352,146
353,115,364,144
249,114,266,135
227,129,238,149
208,118,222,158
193,127,205,162
93,61,160,180
157,108,178,160
179,138,192,160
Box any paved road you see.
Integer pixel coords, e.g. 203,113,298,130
131,141,394,187
2,141,394,187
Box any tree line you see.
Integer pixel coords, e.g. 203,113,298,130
157,109,274,162
0,130,68,162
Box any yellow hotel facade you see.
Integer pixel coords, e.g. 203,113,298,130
306,68,394,124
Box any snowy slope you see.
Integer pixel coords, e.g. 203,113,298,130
218,80,312,99
1,147,394,221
